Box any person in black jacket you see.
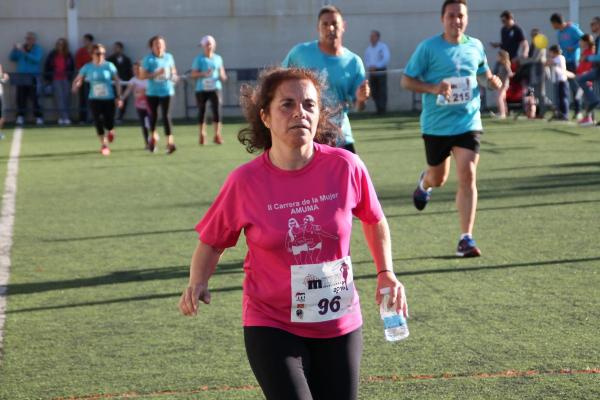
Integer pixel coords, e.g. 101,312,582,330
107,41,133,122
44,38,75,125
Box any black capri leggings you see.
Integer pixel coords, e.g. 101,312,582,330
244,326,362,400
89,99,115,136
147,95,172,135
195,90,221,124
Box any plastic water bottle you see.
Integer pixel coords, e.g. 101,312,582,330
379,288,409,342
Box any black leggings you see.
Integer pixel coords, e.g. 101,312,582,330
136,107,150,144
244,326,362,400
195,91,221,123
89,99,115,136
147,95,172,135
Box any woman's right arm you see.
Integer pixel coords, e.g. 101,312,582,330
71,73,84,92
178,240,224,316
401,74,450,98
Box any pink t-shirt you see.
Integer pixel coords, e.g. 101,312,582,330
196,143,384,338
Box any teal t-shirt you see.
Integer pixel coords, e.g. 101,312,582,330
404,34,489,136
79,61,117,100
192,53,223,92
142,52,176,97
282,40,366,145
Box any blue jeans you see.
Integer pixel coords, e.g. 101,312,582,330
52,79,71,120
556,81,570,119
576,68,600,112
566,62,582,114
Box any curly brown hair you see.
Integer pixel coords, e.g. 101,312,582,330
238,67,341,153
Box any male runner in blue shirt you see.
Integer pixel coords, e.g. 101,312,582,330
282,5,370,153
402,0,502,257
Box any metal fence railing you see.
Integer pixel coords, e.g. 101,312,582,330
2,68,600,122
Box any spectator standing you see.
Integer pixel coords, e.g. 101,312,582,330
576,17,600,126
107,41,133,123
519,29,548,118
75,33,94,123
0,64,9,139
547,45,570,121
364,30,390,114
493,50,513,119
491,10,528,62
9,32,44,126
550,13,584,119
44,38,74,125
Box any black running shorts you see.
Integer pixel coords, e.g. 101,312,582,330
422,131,482,166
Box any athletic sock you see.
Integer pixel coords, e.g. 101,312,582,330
460,233,472,240
419,174,429,192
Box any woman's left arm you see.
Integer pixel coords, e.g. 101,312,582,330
361,216,408,317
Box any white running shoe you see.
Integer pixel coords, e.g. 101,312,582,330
36,117,44,126
16,116,24,126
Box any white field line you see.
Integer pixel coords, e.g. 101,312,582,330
0,127,23,360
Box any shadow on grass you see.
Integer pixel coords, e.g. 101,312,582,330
385,199,600,219
43,228,194,242
6,257,599,313
354,256,600,280
5,262,243,296
490,161,600,172
378,170,600,206
0,147,144,161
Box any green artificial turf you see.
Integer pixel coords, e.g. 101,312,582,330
0,115,598,399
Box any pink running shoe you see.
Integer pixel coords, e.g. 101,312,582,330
578,116,595,127
107,131,115,143
101,145,111,156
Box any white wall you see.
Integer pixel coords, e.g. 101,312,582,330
1,0,599,119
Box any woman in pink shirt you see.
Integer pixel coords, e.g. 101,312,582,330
179,67,408,400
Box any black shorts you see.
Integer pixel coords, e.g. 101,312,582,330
244,326,362,400
422,131,482,166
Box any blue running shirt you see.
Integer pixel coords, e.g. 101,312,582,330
557,24,584,64
192,53,224,92
142,52,176,97
79,61,118,100
404,34,489,136
282,41,366,145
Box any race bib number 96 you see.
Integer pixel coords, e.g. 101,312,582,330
290,256,355,323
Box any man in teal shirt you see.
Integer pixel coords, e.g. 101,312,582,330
550,13,584,119
402,0,502,257
9,31,44,125
282,5,370,153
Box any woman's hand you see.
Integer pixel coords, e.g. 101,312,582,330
375,270,408,318
179,283,211,316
